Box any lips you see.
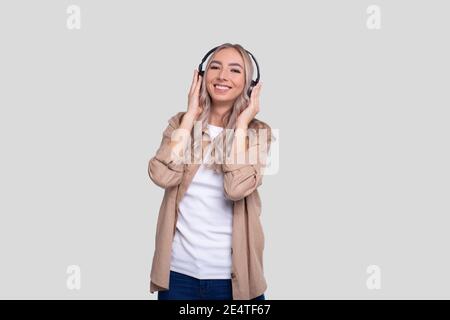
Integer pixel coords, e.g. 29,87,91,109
212,83,232,95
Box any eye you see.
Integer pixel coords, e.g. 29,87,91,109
209,65,241,73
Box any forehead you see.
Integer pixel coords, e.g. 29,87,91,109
211,47,243,64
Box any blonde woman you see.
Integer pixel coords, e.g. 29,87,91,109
148,43,272,300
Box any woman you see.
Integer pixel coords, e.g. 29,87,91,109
148,43,272,300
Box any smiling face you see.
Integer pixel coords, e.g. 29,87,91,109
205,47,246,105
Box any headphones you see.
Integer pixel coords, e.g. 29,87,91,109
198,46,260,98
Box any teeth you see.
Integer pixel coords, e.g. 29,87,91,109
215,85,230,89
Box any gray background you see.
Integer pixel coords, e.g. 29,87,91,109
0,0,449,299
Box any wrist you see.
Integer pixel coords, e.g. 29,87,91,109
181,112,199,129
236,122,248,130
184,111,198,121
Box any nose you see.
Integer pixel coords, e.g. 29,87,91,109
218,68,229,80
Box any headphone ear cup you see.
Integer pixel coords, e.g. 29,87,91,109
198,70,204,77
247,80,257,98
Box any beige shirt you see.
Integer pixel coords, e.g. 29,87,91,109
147,111,271,300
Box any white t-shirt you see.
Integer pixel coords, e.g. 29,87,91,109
170,124,233,279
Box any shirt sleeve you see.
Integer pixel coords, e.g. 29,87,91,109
222,129,271,201
148,115,186,189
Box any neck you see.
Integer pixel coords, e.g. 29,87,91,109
209,103,232,127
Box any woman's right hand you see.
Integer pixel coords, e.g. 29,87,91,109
187,69,203,120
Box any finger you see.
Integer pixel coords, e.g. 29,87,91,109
250,83,258,101
254,83,261,105
256,82,262,93
195,73,203,92
256,82,262,96
189,69,198,95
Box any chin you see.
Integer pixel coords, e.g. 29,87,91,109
208,90,237,101
211,96,236,104
212,94,232,100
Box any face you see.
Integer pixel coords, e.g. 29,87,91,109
205,47,246,104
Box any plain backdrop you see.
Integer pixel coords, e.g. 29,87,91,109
0,0,449,299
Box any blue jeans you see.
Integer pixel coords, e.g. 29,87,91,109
157,270,266,300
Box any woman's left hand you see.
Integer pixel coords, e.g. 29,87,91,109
236,82,262,128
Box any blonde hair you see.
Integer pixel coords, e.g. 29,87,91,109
190,43,273,173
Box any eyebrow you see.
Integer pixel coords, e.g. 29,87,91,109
210,60,243,69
